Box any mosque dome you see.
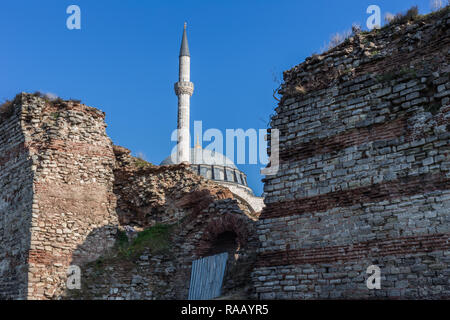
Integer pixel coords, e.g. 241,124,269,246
160,147,249,188
161,148,236,169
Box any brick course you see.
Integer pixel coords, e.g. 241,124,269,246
254,9,450,299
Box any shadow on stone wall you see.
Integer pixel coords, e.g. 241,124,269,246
0,95,35,299
62,222,193,300
62,198,259,300
59,224,118,299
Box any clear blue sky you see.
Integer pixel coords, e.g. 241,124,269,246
0,0,434,196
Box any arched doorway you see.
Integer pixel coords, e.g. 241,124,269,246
207,231,239,256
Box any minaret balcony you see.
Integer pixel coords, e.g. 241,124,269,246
174,81,194,96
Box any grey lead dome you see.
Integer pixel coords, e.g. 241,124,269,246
160,148,237,169
160,147,249,188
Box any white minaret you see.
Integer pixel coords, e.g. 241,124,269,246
174,22,194,163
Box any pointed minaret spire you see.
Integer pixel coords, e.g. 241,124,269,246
180,22,190,57
174,23,194,163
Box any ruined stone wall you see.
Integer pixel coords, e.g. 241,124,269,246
253,10,450,299
66,198,257,300
25,94,119,299
0,94,119,299
65,156,258,299
113,146,236,227
0,97,34,299
216,181,265,216
1,94,259,300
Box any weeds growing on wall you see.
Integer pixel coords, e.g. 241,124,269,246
134,156,154,169
389,6,420,25
115,224,173,259
0,100,14,120
0,94,21,120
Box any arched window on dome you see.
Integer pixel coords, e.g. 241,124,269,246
242,175,247,186
214,166,224,180
225,169,234,182
200,165,212,179
235,171,242,184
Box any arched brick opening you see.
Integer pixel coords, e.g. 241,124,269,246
196,214,249,257
194,213,257,298
207,231,238,256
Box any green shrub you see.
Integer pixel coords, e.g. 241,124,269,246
116,229,129,247
116,224,173,259
132,224,172,253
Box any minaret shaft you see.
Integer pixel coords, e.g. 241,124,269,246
179,56,190,82
175,24,193,163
